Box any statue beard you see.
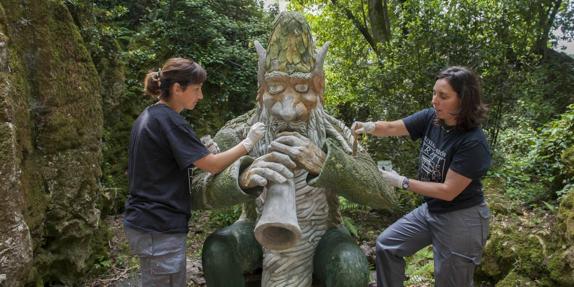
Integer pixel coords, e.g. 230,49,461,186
269,120,308,136
252,103,327,158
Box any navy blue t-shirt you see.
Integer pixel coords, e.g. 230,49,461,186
124,103,210,233
403,108,491,213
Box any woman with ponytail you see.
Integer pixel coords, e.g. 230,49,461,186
124,57,265,286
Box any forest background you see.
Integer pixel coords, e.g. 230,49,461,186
1,0,573,286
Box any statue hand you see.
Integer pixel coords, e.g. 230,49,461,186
269,132,326,175
239,152,297,189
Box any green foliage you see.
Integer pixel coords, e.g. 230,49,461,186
404,246,434,286
494,104,574,204
289,2,574,285
208,206,242,227
341,216,359,238
339,196,363,211
67,0,275,214
291,0,573,176
120,0,274,133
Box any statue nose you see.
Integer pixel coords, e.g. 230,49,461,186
275,95,299,121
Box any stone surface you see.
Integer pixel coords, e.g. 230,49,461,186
0,0,104,285
194,11,396,287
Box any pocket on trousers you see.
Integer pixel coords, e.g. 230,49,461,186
437,251,477,287
478,205,490,246
451,251,477,285
124,227,153,256
150,251,185,275
451,251,480,266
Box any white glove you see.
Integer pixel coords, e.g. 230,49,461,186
200,135,220,154
380,169,407,188
241,122,266,152
351,121,376,134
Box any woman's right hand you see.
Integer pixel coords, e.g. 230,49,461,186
241,122,266,152
351,121,376,134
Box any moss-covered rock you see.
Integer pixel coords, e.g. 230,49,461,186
548,246,574,286
478,188,574,286
483,178,522,215
495,271,537,287
562,145,574,180
546,189,574,286
0,4,34,287
559,187,574,241
0,0,106,285
479,215,549,280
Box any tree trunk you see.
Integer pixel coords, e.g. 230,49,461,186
368,0,391,44
535,0,562,54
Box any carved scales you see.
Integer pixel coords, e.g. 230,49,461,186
257,169,329,286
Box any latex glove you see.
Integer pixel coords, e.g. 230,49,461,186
241,122,266,152
200,135,220,154
269,132,326,175
380,169,407,188
239,152,297,189
351,121,376,135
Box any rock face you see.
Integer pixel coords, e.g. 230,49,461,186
477,185,574,286
0,1,103,286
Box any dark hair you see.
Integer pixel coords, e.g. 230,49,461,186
436,66,487,131
144,57,207,99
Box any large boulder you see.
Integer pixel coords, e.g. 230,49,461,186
0,0,105,285
477,183,574,286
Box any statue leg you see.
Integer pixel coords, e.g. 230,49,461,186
313,226,370,287
202,220,263,287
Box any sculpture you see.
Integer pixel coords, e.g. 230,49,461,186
191,12,397,287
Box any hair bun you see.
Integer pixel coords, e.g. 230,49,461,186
144,70,162,97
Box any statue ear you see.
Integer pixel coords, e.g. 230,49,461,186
311,41,330,103
254,40,267,87
313,41,330,75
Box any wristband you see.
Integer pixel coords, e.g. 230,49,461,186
401,177,410,189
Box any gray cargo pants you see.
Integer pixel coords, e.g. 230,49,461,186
124,225,187,287
375,202,489,287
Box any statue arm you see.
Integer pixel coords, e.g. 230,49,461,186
191,154,256,210
190,115,260,210
308,138,398,211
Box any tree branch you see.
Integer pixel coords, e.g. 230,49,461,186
331,0,379,53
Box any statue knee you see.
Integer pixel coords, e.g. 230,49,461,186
202,228,249,287
202,222,262,287
314,228,369,287
324,242,369,286
202,230,238,270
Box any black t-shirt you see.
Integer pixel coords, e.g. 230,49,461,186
403,108,491,213
124,103,210,233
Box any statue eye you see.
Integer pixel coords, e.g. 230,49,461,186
295,84,309,93
268,83,285,95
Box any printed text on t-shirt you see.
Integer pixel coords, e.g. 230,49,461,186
420,137,447,182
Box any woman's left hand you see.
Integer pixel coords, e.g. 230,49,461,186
380,169,406,188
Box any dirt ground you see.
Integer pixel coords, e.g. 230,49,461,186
85,206,434,287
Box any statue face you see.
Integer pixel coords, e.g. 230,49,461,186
261,72,321,133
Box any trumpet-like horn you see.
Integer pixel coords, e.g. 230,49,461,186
254,179,302,250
